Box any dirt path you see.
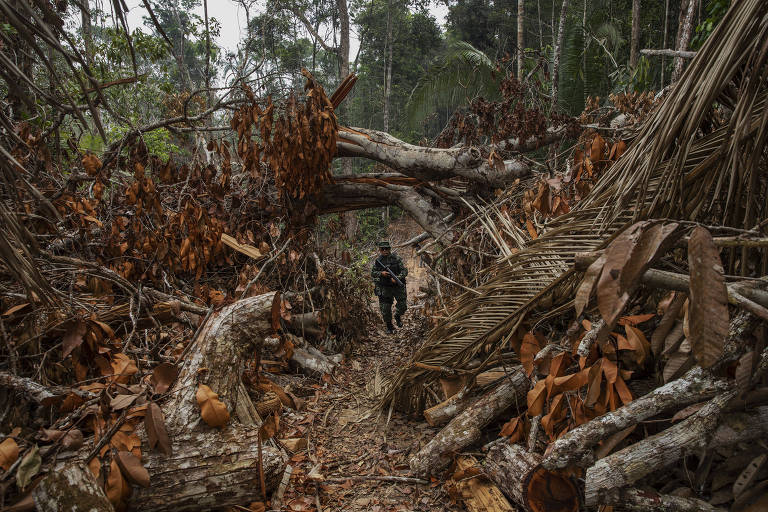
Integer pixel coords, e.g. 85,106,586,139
275,311,459,512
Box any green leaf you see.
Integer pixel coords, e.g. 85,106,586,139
16,445,41,490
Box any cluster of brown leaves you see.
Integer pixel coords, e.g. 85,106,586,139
231,69,337,202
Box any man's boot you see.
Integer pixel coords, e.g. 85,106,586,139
394,313,402,328
386,322,395,334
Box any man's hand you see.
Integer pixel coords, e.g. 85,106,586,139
380,271,389,276
390,278,396,284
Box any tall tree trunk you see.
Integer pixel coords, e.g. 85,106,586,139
538,0,543,49
81,0,94,68
551,0,570,107
335,0,357,240
383,0,393,133
630,0,640,68
672,0,696,82
661,0,669,87
517,0,524,78
170,0,193,91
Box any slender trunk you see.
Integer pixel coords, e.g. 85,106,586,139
81,0,94,68
672,0,696,82
517,0,524,78
538,0,543,49
551,0,570,107
661,0,669,87
583,0,587,104
630,0,640,68
170,1,193,91
336,0,350,78
383,0,393,133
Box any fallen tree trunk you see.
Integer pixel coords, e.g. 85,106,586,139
56,293,287,511
34,463,114,512
410,369,530,477
485,443,578,512
542,366,729,470
424,368,516,426
617,487,725,512
585,394,768,507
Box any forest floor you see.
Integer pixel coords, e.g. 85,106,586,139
275,310,460,512
273,221,460,511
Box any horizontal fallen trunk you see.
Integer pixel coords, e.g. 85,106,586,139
288,310,326,338
542,366,729,470
485,443,578,512
410,369,530,477
617,487,725,512
640,48,697,58
585,395,768,507
291,346,337,375
55,293,287,511
34,463,114,512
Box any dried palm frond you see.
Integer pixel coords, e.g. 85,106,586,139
381,0,768,413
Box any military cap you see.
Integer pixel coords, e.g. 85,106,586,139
378,240,392,249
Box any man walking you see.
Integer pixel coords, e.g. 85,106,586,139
371,241,408,333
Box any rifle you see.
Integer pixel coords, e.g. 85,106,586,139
374,259,404,287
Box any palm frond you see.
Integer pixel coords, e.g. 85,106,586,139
405,40,499,131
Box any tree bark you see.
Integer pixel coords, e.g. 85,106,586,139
542,366,729,470
409,370,530,477
585,395,768,507
55,293,287,511
551,0,570,106
630,0,641,68
423,390,479,426
517,0,525,78
485,443,578,512
617,488,725,512
34,463,114,512
672,0,696,82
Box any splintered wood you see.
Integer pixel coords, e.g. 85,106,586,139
445,456,514,512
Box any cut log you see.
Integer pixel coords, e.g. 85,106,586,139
542,366,729,470
33,463,114,512
56,293,287,511
291,346,337,375
617,487,725,512
409,369,530,477
448,455,515,512
424,368,513,426
485,443,578,512
288,310,326,338
424,391,478,427
585,395,768,507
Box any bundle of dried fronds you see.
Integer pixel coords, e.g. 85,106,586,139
381,0,768,413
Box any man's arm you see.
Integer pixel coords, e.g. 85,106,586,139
395,255,408,280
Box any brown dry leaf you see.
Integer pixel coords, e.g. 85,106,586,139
110,353,138,384
196,384,230,428
0,438,19,471
618,314,654,326
151,362,179,394
82,153,103,176
526,380,547,417
259,411,280,441
110,394,139,411
16,445,40,490
663,353,694,383
38,429,83,450
62,320,87,359
595,425,635,459
601,358,618,383
733,454,767,499
651,293,686,355
271,292,282,332
525,219,538,240
688,226,729,368
614,376,633,404
585,362,603,408
2,303,29,316
735,351,755,393
624,325,651,364
106,459,131,505
575,253,607,318
520,333,541,377
145,402,172,455
115,451,150,488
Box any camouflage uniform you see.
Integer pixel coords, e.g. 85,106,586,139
371,243,408,330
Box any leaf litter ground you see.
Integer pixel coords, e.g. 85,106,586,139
274,308,460,512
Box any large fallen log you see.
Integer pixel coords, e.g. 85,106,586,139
542,366,729,470
410,369,530,477
584,394,768,507
424,368,517,426
33,463,114,512
485,443,578,512
56,293,287,511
